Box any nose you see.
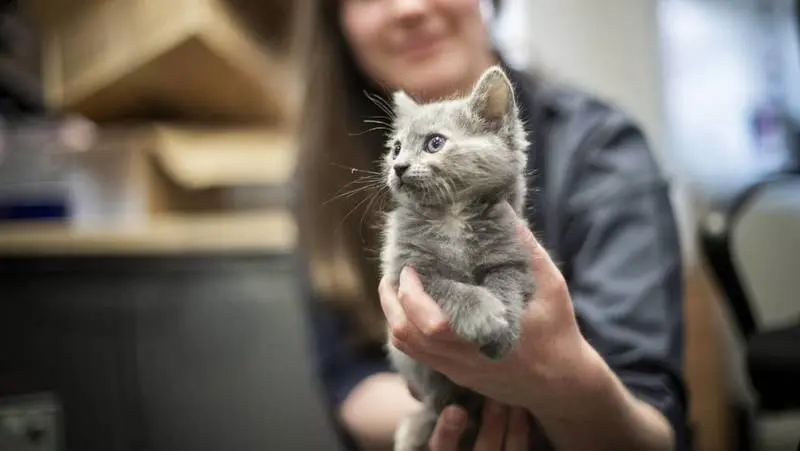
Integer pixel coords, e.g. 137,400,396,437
394,163,410,178
392,0,427,20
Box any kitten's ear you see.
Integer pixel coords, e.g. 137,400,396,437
393,90,419,116
467,66,515,128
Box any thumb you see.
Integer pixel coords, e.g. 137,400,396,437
515,221,553,273
515,221,565,292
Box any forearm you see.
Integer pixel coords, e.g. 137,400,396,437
339,372,422,451
529,340,674,451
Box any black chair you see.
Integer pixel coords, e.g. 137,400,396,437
699,173,800,448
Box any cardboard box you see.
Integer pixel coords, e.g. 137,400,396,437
60,123,297,229
21,0,296,123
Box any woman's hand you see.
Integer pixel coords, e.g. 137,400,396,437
380,208,677,451
427,401,530,451
378,210,589,412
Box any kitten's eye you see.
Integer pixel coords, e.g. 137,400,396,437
424,134,447,153
392,141,401,158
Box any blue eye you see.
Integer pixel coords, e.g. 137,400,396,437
424,134,447,153
392,141,401,158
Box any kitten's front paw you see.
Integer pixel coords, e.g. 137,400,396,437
480,312,523,359
452,302,513,359
479,331,515,359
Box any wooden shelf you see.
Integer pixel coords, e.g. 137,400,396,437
21,0,298,123
0,210,296,255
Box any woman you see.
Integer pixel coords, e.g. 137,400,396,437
293,0,688,450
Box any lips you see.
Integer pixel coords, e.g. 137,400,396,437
398,34,443,60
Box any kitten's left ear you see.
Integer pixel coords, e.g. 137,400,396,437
393,90,419,116
467,66,516,129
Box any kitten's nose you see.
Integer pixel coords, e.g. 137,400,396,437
394,163,410,178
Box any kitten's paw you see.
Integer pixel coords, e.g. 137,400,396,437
479,330,515,359
452,306,509,350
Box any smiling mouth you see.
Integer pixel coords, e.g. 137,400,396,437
400,36,443,60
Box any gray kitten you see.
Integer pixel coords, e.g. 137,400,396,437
379,66,536,451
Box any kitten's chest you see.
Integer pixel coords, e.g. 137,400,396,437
387,207,500,279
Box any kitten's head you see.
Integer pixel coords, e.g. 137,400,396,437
383,66,528,207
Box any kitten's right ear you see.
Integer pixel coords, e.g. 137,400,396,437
393,91,419,116
467,66,515,130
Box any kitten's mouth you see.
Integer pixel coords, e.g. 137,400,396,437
393,179,420,196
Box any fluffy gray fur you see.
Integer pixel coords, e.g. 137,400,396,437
379,66,536,451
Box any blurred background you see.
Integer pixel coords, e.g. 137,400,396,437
0,0,798,450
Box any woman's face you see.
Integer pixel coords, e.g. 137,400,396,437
340,0,495,102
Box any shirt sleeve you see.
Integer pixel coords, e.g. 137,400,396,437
304,292,393,410
558,113,690,448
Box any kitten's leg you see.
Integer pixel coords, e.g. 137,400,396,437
478,264,535,358
424,278,510,355
394,406,438,451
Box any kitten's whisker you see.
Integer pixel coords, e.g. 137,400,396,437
324,184,379,205
337,186,382,232
359,187,389,240
328,162,382,175
361,120,393,131
327,176,385,201
349,126,392,137
371,94,396,119
363,118,392,127
363,91,396,119
324,174,384,205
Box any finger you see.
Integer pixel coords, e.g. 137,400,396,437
391,337,469,375
380,276,424,346
474,400,509,451
515,222,548,271
504,408,530,451
378,276,405,328
429,405,468,451
397,266,453,339
515,222,565,292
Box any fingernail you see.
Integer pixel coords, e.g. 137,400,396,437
399,266,412,286
445,407,466,430
401,266,419,286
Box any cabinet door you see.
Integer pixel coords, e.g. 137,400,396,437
0,258,152,451
1,255,346,451
132,255,345,451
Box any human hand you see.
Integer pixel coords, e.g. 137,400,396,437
379,207,590,411
428,401,529,451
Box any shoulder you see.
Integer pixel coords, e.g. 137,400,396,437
511,67,665,190
509,66,643,144
522,70,648,154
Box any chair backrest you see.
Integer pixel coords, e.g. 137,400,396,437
731,178,800,330
700,175,800,338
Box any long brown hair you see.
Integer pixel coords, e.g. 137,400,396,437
291,0,504,346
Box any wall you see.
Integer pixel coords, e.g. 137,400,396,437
660,0,800,199
523,0,666,160
520,0,701,265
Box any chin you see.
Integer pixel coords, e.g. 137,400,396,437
395,58,471,101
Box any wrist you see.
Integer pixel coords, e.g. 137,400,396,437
523,339,675,451
523,336,611,414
